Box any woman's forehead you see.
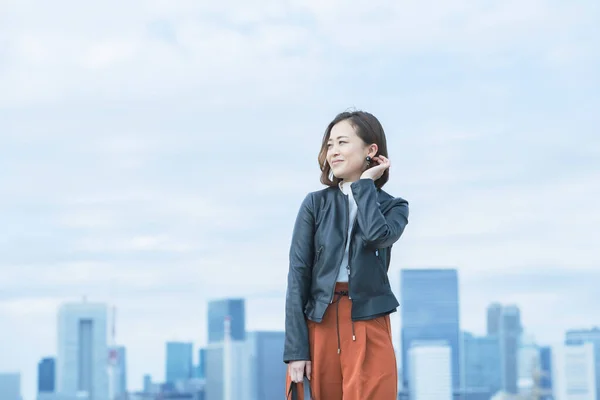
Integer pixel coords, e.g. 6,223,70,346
329,120,356,140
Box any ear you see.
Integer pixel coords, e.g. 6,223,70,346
367,144,378,157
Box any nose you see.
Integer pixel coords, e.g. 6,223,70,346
329,144,340,157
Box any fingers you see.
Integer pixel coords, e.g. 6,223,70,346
373,155,391,168
288,361,312,383
293,366,300,383
289,363,304,383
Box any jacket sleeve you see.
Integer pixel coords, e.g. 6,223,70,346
283,193,315,363
351,178,409,249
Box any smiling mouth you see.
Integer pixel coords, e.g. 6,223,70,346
332,160,343,165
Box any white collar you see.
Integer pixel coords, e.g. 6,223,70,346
338,180,354,195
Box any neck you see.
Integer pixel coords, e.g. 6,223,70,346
342,175,361,184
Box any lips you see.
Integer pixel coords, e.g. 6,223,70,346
331,160,343,165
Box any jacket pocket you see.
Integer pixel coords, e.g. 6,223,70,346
314,245,324,266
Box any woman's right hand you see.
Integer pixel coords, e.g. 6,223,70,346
289,360,312,383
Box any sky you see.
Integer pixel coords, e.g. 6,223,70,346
1,0,599,399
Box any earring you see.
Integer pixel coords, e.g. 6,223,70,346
366,156,372,164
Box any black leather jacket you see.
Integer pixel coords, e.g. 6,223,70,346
283,178,409,363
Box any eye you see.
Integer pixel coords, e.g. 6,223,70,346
339,141,347,144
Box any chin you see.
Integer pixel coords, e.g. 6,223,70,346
331,168,346,180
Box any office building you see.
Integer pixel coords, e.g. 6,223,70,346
205,341,250,400
517,333,539,396
487,303,522,394
109,345,127,398
197,348,207,379
401,269,460,390
566,327,600,400
57,301,109,400
539,346,553,400
462,332,501,396
208,298,246,343
166,342,194,385
0,373,21,400
246,331,287,400
143,374,152,393
552,342,596,400
38,357,56,393
408,342,452,400
486,303,502,336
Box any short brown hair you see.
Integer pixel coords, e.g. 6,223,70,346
318,110,389,189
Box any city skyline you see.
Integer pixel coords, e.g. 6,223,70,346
1,270,598,399
2,0,599,399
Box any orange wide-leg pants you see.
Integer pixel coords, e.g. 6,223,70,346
286,282,398,400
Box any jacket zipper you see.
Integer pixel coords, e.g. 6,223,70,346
315,246,323,264
330,195,351,303
347,216,358,300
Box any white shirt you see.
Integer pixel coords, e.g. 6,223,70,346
337,181,358,282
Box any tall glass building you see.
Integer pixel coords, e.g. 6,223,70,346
462,332,501,396
165,342,194,384
246,331,287,400
205,331,286,400
196,348,207,379
565,327,600,400
109,345,127,397
538,346,553,399
552,342,597,400
205,341,250,400
409,342,452,400
0,373,20,400
486,303,522,394
208,298,246,343
57,301,109,400
38,357,55,393
400,269,460,390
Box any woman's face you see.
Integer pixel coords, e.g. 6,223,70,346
326,119,374,182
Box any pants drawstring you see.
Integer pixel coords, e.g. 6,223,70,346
332,290,355,354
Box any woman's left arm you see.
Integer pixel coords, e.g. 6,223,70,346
351,178,409,249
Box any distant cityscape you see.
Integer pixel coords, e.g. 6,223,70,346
0,268,598,400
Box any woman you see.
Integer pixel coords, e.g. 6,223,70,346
284,110,409,399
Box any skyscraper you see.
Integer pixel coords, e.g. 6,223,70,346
538,346,553,400
205,300,249,400
408,342,452,400
208,298,246,343
462,332,501,396
205,340,251,400
552,342,597,400
246,331,287,400
57,301,109,400
486,303,502,336
565,327,600,400
486,303,522,394
197,348,207,379
38,357,55,393
0,373,21,400
517,333,539,395
165,342,194,385
401,269,460,390
109,345,127,398
143,374,152,393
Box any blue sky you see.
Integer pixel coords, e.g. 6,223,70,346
1,1,599,399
